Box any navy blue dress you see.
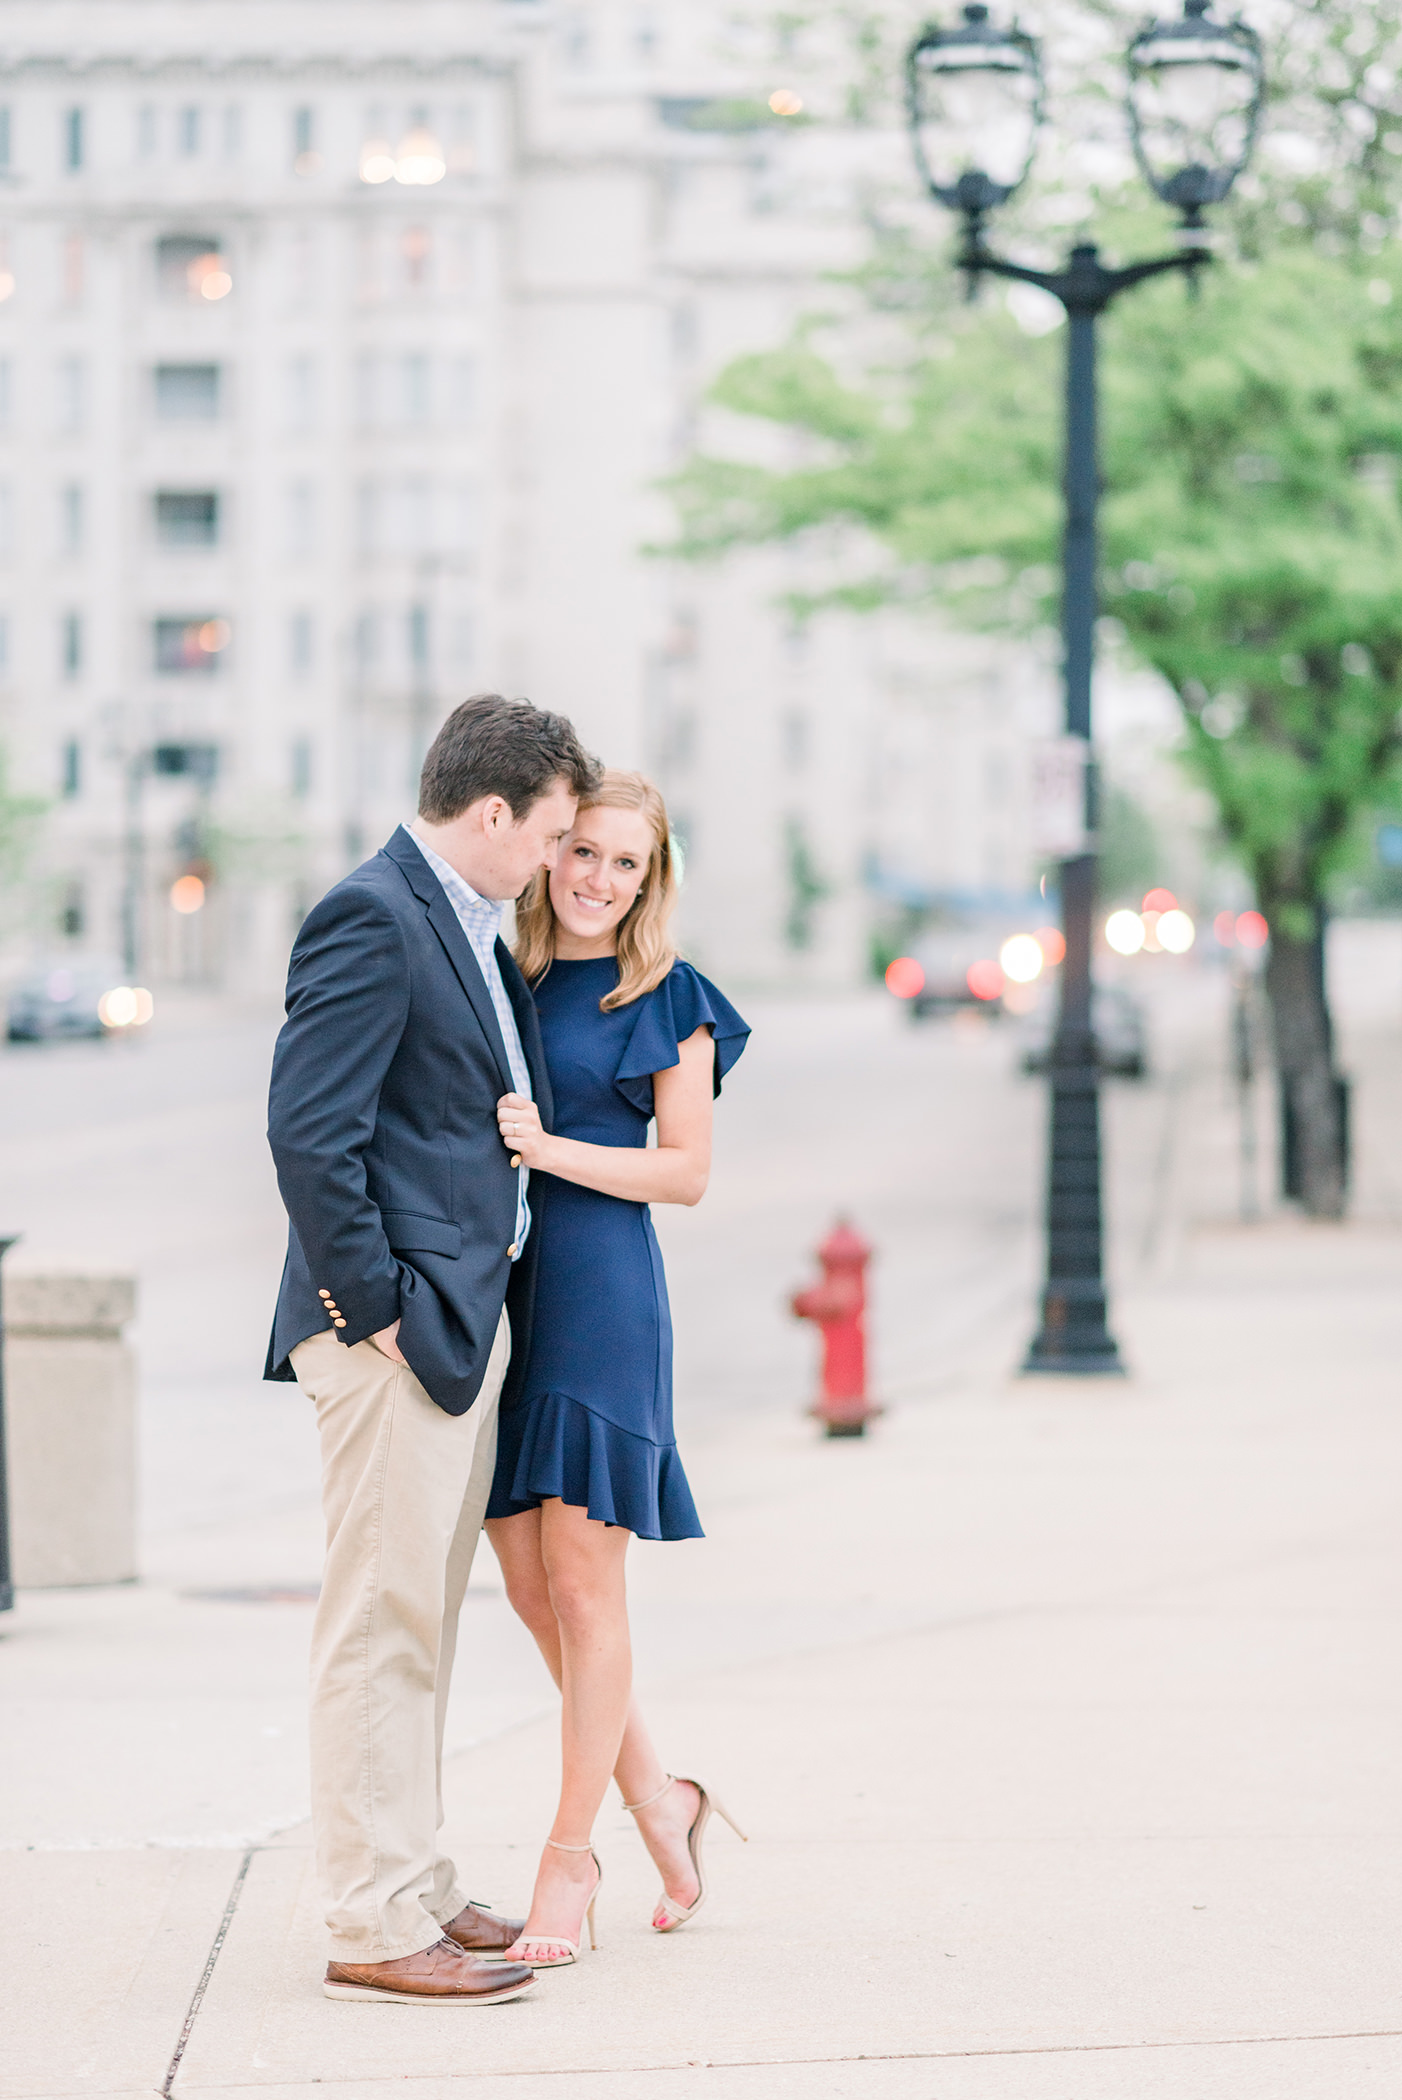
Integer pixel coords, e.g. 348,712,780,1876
486,957,749,1541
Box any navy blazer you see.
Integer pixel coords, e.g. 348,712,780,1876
264,825,551,1417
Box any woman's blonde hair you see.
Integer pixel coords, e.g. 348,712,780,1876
514,769,679,1011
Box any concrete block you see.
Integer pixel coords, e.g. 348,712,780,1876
4,1271,138,1586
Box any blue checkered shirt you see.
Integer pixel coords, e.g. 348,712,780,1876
407,827,532,1256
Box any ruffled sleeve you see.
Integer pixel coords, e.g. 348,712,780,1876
613,961,751,1116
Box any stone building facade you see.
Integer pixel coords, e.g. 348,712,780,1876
0,1,1054,997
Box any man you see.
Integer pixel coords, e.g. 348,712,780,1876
266,693,601,2005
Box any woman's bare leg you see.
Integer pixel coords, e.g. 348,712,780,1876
486,1500,630,1957
487,1511,702,1926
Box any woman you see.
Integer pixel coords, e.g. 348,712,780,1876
484,770,748,1967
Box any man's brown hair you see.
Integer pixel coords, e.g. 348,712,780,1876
418,694,601,823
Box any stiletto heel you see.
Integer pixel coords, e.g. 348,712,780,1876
508,1841,602,1968
622,1772,747,1933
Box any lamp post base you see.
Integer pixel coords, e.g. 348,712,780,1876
1022,1348,1126,1377
1022,1286,1125,1376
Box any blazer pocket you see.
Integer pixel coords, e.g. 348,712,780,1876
381,1211,463,1259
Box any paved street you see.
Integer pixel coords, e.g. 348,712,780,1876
2,936,1401,2097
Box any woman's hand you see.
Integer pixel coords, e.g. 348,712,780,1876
497,1092,550,1169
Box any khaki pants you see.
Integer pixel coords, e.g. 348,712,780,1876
291,1312,509,1961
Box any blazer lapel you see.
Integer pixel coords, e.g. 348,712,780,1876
499,942,553,1127
383,827,515,1096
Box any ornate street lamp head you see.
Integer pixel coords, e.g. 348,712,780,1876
1127,0,1264,227
906,5,1044,225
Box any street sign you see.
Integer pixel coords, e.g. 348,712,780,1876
1031,736,1092,856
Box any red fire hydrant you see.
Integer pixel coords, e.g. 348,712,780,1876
790,1219,880,1437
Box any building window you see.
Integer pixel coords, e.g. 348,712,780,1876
286,225,318,303
285,355,317,428
286,481,316,557
153,615,230,674
290,737,313,798
354,610,378,668
289,610,314,674
0,108,11,171
63,233,84,303
447,482,477,555
137,105,157,157
156,234,230,302
782,710,809,772
61,611,83,678
356,482,380,556
156,490,219,546
64,108,84,172
449,105,477,175
408,604,430,670
178,107,201,157
222,105,242,158
403,226,431,288
55,357,85,432
449,355,475,425
403,353,431,423
60,484,84,553
445,224,476,295
60,880,85,937
293,106,320,175
354,353,377,427
155,364,219,420
61,740,81,798
403,478,432,554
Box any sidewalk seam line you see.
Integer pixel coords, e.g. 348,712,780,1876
182,2027,1402,2087
160,1847,255,2098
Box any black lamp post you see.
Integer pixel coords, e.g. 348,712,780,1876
907,1,1263,1374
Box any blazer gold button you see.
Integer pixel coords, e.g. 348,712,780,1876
333,1317,348,1328
510,1153,523,1169
318,1289,332,1300
507,1242,519,1258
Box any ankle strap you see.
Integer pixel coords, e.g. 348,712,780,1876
545,1837,594,1852
621,1773,675,1815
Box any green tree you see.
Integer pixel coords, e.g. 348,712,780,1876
670,248,1402,1215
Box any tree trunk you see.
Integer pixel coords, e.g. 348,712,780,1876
1261,901,1347,1219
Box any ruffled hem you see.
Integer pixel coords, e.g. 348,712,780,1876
487,1389,704,1541
613,961,750,1117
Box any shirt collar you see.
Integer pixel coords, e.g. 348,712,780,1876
407,825,503,927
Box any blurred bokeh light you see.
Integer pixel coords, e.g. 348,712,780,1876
1105,909,1146,955
884,956,925,999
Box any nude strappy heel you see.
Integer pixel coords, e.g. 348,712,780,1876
508,1840,601,1968
622,1773,747,1932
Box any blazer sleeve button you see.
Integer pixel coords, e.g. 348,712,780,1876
507,1243,519,1259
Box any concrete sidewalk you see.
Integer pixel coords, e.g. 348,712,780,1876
3,968,1401,2098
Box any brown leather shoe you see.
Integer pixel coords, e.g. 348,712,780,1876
442,1900,526,1956
324,1937,535,2004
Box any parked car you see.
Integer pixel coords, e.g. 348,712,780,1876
1020,985,1148,1078
906,925,1022,1018
6,958,127,1043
